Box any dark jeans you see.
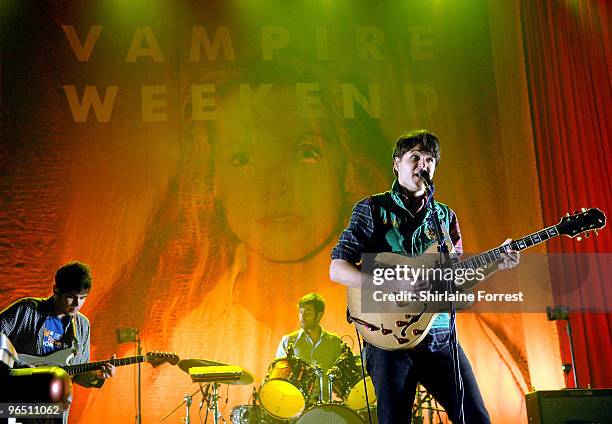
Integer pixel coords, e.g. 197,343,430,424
365,328,490,424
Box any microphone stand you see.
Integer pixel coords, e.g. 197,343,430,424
419,171,464,424
116,326,142,424
136,332,142,424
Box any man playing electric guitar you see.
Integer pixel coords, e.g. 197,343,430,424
329,130,520,424
0,261,116,423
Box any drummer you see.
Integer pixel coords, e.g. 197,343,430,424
275,293,344,403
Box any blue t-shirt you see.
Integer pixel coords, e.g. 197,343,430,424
42,316,67,354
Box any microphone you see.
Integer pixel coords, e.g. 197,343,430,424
418,169,434,188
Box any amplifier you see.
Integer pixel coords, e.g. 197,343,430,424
525,389,612,424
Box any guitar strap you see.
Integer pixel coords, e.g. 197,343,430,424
440,221,457,257
69,315,79,356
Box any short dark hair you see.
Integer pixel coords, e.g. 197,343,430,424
298,293,325,314
392,129,441,176
54,261,92,294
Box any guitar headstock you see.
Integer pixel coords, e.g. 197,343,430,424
557,208,606,240
144,352,180,367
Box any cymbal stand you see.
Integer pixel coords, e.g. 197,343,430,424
160,388,200,423
313,365,325,403
326,368,335,402
184,394,192,424
210,382,222,424
413,385,446,424
198,382,223,424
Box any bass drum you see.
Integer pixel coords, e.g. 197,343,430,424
230,404,286,424
259,356,316,420
295,404,364,424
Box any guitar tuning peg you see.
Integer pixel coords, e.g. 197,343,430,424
576,236,582,241
581,207,587,212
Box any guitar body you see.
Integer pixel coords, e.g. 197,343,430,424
19,348,75,367
347,244,447,351
348,289,438,351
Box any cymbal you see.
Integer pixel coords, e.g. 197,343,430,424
178,359,254,385
233,367,254,385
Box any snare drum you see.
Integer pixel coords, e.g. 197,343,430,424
259,356,316,420
328,354,376,411
295,404,364,423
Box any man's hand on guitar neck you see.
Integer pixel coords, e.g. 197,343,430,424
478,238,521,281
497,238,520,270
94,354,117,379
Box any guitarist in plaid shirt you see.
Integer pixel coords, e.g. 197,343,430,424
0,261,116,423
330,130,520,424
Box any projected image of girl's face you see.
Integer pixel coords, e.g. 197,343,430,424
210,86,345,262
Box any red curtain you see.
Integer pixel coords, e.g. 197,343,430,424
521,0,611,387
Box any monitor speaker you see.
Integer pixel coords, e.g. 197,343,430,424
525,389,612,424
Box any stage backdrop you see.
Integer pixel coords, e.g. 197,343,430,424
3,0,607,423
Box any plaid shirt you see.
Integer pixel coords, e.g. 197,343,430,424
332,187,462,263
332,182,463,333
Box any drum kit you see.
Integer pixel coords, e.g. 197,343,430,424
163,349,377,424
164,349,446,424
235,347,377,424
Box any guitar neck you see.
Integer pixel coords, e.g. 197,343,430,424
64,355,145,375
455,224,560,272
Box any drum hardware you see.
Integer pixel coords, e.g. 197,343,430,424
230,404,287,424
189,364,253,423
162,359,254,424
161,383,226,424
184,393,193,424
161,387,202,424
312,364,326,403
209,382,223,424
326,367,336,403
412,385,447,424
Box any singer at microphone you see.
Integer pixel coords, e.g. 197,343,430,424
418,169,434,188
330,130,505,424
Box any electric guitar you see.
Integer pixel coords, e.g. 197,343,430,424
19,349,179,375
347,208,606,351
